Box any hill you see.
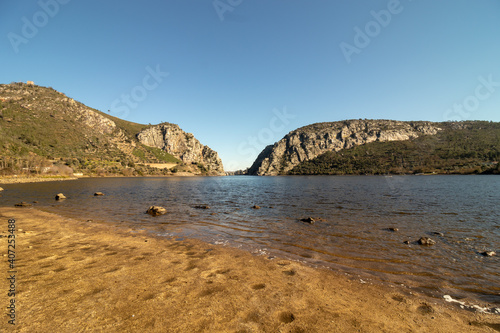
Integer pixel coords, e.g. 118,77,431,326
247,119,500,175
0,82,224,177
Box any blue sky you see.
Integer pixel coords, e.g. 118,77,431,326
1,1,499,170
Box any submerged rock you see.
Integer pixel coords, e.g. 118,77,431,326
55,193,66,200
146,206,167,216
94,192,105,196
300,217,315,224
14,202,32,207
418,237,436,246
432,232,444,237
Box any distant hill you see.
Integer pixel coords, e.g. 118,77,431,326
0,82,224,176
248,119,500,175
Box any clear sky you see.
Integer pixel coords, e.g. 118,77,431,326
1,1,499,171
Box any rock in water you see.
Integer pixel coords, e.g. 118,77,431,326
55,193,66,200
94,192,105,196
418,237,436,246
147,206,167,216
14,202,32,207
0,187,4,191
300,217,315,224
194,205,210,209
252,205,261,209
481,251,496,257
388,227,399,232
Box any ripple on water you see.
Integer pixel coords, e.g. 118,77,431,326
3,175,499,305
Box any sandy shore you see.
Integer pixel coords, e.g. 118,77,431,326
0,207,498,332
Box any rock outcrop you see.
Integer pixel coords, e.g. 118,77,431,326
248,119,441,175
137,123,224,175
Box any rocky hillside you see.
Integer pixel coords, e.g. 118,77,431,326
0,82,224,176
137,123,224,174
248,120,442,175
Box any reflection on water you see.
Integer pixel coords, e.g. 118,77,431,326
1,175,499,304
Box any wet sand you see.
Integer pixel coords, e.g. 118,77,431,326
0,207,498,332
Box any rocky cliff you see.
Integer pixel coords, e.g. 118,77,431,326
248,119,442,175
137,123,224,175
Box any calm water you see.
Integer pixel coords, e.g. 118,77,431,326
1,175,499,305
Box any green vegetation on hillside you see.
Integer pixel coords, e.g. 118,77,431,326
0,82,182,177
288,121,500,175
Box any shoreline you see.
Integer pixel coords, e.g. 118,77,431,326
0,175,79,184
0,173,228,185
1,207,498,332
1,173,496,185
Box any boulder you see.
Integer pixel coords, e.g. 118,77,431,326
94,192,105,196
252,205,261,209
147,206,167,216
0,187,3,191
300,217,315,224
418,237,436,246
55,193,66,200
194,205,210,209
388,227,399,232
14,202,32,207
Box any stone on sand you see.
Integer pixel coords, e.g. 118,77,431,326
418,237,436,246
147,205,167,216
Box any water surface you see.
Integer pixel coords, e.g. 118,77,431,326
1,175,499,305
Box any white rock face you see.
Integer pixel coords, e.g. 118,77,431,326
248,119,441,175
137,123,224,175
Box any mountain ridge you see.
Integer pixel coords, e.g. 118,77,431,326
0,82,224,176
247,119,500,175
